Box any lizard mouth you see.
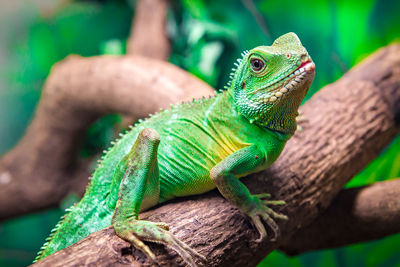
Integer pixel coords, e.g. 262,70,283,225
298,60,315,71
258,59,315,103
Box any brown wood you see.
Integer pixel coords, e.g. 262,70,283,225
127,0,170,60
31,44,400,267
32,227,142,267
0,55,214,220
279,178,400,255
124,0,171,128
0,0,184,221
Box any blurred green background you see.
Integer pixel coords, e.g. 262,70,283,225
0,0,399,266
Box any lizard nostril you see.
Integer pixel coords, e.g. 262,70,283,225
301,54,309,62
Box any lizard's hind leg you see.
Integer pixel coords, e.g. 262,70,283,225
111,128,205,267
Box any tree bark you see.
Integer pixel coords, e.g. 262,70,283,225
279,178,400,255
31,43,400,267
127,0,170,59
124,0,171,128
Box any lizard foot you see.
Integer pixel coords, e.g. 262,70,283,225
246,195,288,242
113,219,206,267
255,193,286,206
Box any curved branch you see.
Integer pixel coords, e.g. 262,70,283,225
124,0,171,127
0,55,214,220
0,0,180,221
32,44,400,266
279,178,400,255
127,0,170,59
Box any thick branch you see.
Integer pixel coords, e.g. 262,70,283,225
279,178,400,255
32,44,400,266
0,55,214,220
124,0,171,127
127,0,170,59
0,0,179,220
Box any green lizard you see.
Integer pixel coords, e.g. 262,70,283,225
34,32,315,266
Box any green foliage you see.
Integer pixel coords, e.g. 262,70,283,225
80,114,122,158
0,0,399,266
0,1,132,153
0,209,64,267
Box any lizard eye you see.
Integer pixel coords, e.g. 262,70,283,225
250,58,265,72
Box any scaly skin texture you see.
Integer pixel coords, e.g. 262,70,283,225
35,32,315,266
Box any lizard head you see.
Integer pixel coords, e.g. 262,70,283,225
229,32,315,134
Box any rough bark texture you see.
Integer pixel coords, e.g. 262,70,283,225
32,227,141,267
279,178,400,255
32,44,400,267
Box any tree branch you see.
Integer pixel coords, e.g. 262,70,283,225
0,0,213,221
279,178,400,255
127,0,170,59
124,0,171,127
32,44,400,266
0,55,214,220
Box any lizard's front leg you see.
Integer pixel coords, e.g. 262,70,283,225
111,128,205,267
210,145,288,242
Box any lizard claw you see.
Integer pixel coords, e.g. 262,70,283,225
154,222,170,231
247,195,288,242
254,193,271,200
113,220,206,267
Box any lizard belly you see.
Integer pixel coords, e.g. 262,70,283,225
157,139,222,201
156,123,246,201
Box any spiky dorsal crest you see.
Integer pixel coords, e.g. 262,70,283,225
222,50,249,91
